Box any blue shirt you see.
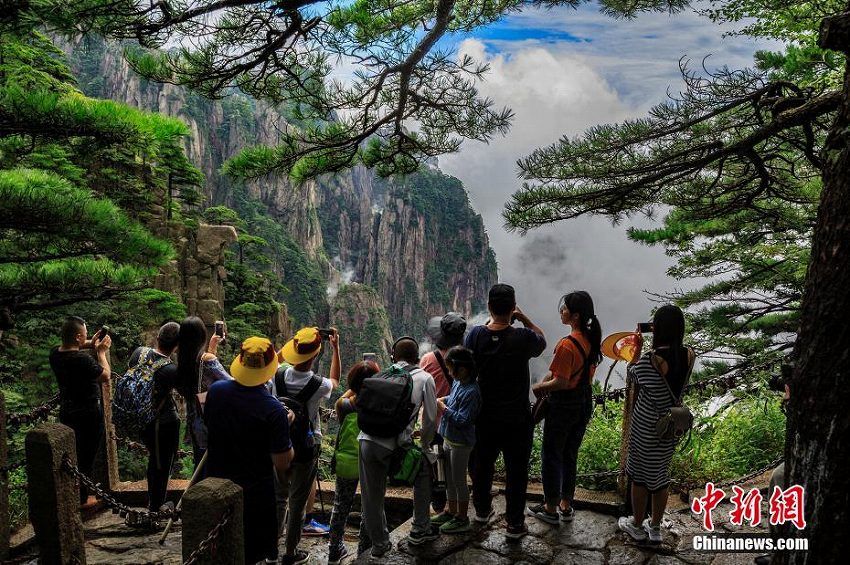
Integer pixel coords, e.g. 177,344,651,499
438,380,482,446
204,380,292,489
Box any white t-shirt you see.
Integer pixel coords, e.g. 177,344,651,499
358,362,437,457
270,367,333,441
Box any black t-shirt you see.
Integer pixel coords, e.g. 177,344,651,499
128,347,179,425
204,379,292,489
49,347,104,415
464,325,547,416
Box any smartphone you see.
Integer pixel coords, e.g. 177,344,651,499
214,320,226,339
95,325,109,341
318,328,333,339
363,352,378,363
637,322,654,333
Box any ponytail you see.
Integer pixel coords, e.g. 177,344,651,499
560,291,603,365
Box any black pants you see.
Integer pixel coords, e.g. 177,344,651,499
142,419,180,511
541,403,590,506
60,407,103,504
472,411,533,526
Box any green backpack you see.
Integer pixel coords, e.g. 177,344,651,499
332,411,360,480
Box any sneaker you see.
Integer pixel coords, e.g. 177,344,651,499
473,507,496,523
281,550,310,565
526,503,559,525
369,544,390,560
440,516,472,534
559,506,575,522
327,545,349,565
431,511,454,526
407,524,441,545
504,521,528,540
642,518,662,544
302,518,330,537
618,516,648,542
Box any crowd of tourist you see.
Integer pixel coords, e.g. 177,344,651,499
49,283,695,564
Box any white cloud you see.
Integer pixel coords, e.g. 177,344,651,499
439,39,695,384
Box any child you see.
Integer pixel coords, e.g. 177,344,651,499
327,361,379,564
434,346,481,534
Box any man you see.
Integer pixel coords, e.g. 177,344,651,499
49,316,112,507
274,327,340,565
359,337,438,559
421,312,467,512
465,283,546,540
127,322,180,515
205,336,294,565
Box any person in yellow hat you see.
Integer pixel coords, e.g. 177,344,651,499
203,336,294,565
272,327,341,565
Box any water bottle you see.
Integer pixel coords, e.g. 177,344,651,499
433,444,446,489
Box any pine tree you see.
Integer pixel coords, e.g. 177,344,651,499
0,23,201,320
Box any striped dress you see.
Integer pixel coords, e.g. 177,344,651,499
625,351,688,492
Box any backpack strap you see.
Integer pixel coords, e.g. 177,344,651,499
564,335,589,382
294,374,324,405
433,350,453,386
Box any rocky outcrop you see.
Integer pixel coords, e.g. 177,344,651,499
330,284,393,371
154,224,237,325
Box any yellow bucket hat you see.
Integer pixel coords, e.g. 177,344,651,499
230,336,279,387
279,327,322,365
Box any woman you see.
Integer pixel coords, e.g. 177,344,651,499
177,316,230,473
327,361,379,564
528,291,602,524
618,304,695,543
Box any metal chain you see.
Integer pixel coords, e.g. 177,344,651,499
61,456,179,523
713,458,784,489
112,434,192,459
4,395,60,429
181,507,232,565
593,373,744,405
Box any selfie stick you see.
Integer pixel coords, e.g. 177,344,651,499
159,451,208,545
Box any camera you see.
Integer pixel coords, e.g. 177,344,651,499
95,325,110,341
317,328,334,340
214,320,226,339
637,322,654,333
768,362,794,392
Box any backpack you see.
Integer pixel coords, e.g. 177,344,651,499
331,411,360,479
113,347,171,441
356,363,416,438
275,367,323,462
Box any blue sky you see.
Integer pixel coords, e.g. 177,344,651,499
433,2,783,380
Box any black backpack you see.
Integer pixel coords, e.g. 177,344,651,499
275,367,323,462
356,363,416,438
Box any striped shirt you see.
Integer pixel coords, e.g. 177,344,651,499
625,349,692,491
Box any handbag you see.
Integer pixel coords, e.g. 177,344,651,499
652,349,695,442
389,444,423,486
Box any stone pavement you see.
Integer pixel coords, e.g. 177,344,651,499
9,494,772,564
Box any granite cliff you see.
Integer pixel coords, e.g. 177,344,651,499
62,36,498,355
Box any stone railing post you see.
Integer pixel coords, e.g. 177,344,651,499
617,377,637,499
25,423,85,564
182,477,244,565
1,391,9,561
97,378,119,490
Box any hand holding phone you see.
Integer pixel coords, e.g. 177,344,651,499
95,326,110,342
214,321,226,340
637,322,654,334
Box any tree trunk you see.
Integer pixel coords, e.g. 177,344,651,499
777,9,850,563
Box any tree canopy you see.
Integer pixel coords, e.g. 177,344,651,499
0,23,201,317
3,0,691,181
